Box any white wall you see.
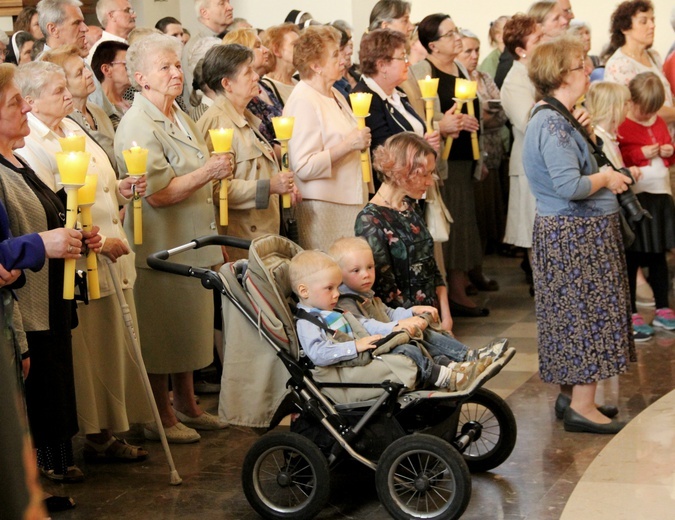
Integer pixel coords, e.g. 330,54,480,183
132,1,675,60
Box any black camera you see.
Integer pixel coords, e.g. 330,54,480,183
616,167,651,222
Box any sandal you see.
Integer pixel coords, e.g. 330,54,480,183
83,437,148,463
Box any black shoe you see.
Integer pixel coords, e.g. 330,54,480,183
449,300,489,317
563,407,625,434
44,495,76,512
465,284,479,296
554,393,619,420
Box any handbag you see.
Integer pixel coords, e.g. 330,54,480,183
424,180,453,242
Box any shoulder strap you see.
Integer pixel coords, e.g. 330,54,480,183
260,78,284,108
295,308,335,335
530,97,615,170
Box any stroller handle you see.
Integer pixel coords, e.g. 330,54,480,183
147,235,251,277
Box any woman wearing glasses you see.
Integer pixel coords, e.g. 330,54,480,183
405,14,486,317
352,29,440,175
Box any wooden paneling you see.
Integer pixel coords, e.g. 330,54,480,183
0,0,23,17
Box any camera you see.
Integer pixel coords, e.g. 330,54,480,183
616,167,651,222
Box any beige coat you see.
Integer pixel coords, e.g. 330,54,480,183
196,95,280,261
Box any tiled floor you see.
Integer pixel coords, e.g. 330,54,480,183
46,253,675,519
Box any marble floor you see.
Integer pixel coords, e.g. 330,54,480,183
45,253,675,520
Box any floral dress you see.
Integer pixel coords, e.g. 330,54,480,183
247,82,283,143
355,200,444,309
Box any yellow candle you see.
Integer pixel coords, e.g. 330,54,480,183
56,151,90,185
271,117,295,141
78,204,100,300
349,92,372,117
209,128,234,153
466,102,480,160
78,174,98,205
279,141,292,209
418,75,439,99
455,78,470,99
122,146,149,175
424,99,434,134
59,135,86,153
441,102,463,161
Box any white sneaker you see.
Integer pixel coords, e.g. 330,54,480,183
144,422,201,444
174,409,228,430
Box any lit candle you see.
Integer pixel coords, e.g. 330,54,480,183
78,174,100,299
272,117,295,208
208,128,233,226
455,78,471,99
418,75,439,99
59,134,86,153
418,76,439,134
56,151,90,300
349,93,373,183
122,144,148,244
443,79,480,160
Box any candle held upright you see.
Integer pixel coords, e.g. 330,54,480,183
56,151,90,299
417,75,439,133
349,92,373,183
78,174,100,299
208,128,234,226
271,116,295,208
122,146,148,244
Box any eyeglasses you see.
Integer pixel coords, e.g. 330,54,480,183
111,7,135,15
390,53,409,64
436,28,461,40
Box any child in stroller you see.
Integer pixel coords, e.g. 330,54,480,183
328,236,513,366
291,249,499,392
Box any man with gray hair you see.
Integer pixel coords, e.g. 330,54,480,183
183,0,234,101
37,0,88,57
86,0,136,64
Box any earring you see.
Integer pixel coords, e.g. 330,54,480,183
521,54,526,59
143,84,150,90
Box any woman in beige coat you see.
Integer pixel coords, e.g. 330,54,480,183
196,44,298,261
114,34,233,444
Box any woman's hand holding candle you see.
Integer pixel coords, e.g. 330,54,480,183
119,175,147,199
207,128,234,226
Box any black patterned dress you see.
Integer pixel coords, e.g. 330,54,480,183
355,200,444,309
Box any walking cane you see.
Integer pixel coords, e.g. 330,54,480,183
102,257,182,485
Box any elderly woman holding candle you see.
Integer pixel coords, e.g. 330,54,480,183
222,28,283,144
196,44,298,260
405,13,486,317
283,25,371,251
14,60,152,462
40,45,117,168
0,63,101,484
114,33,232,444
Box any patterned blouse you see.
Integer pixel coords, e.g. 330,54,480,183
247,82,283,143
355,200,445,309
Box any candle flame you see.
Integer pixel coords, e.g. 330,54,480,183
131,140,137,147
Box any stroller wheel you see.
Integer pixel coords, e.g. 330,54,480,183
375,434,471,520
242,432,330,520
453,388,517,472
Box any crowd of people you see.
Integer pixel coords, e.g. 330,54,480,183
2,0,675,516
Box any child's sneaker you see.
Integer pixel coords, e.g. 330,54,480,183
653,308,675,331
465,338,509,361
632,313,654,341
439,358,493,391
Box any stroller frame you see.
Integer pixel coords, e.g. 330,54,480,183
148,234,517,520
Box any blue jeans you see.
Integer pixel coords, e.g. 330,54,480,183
391,344,434,385
421,329,468,361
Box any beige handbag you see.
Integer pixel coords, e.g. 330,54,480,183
424,180,453,242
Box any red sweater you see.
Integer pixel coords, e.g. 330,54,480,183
618,116,675,168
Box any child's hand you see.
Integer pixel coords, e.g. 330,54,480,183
356,335,382,352
660,144,674,158
395,317,427,334
641,143,660,159
412,305,439,322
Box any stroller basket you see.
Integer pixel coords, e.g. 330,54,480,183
148,234,517,520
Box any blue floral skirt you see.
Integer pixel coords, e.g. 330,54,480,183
532,213,636,385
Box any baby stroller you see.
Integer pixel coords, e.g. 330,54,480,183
148,234,517,520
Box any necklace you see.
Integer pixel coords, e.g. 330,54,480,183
623,46,647,63
377,190,408,211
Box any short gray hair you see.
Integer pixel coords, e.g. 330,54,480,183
194,0,210,19
95,0,119,27
202,43,252,94
126,33,182,90
369,0,411,32
37,0,83,38
15,61,65,100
